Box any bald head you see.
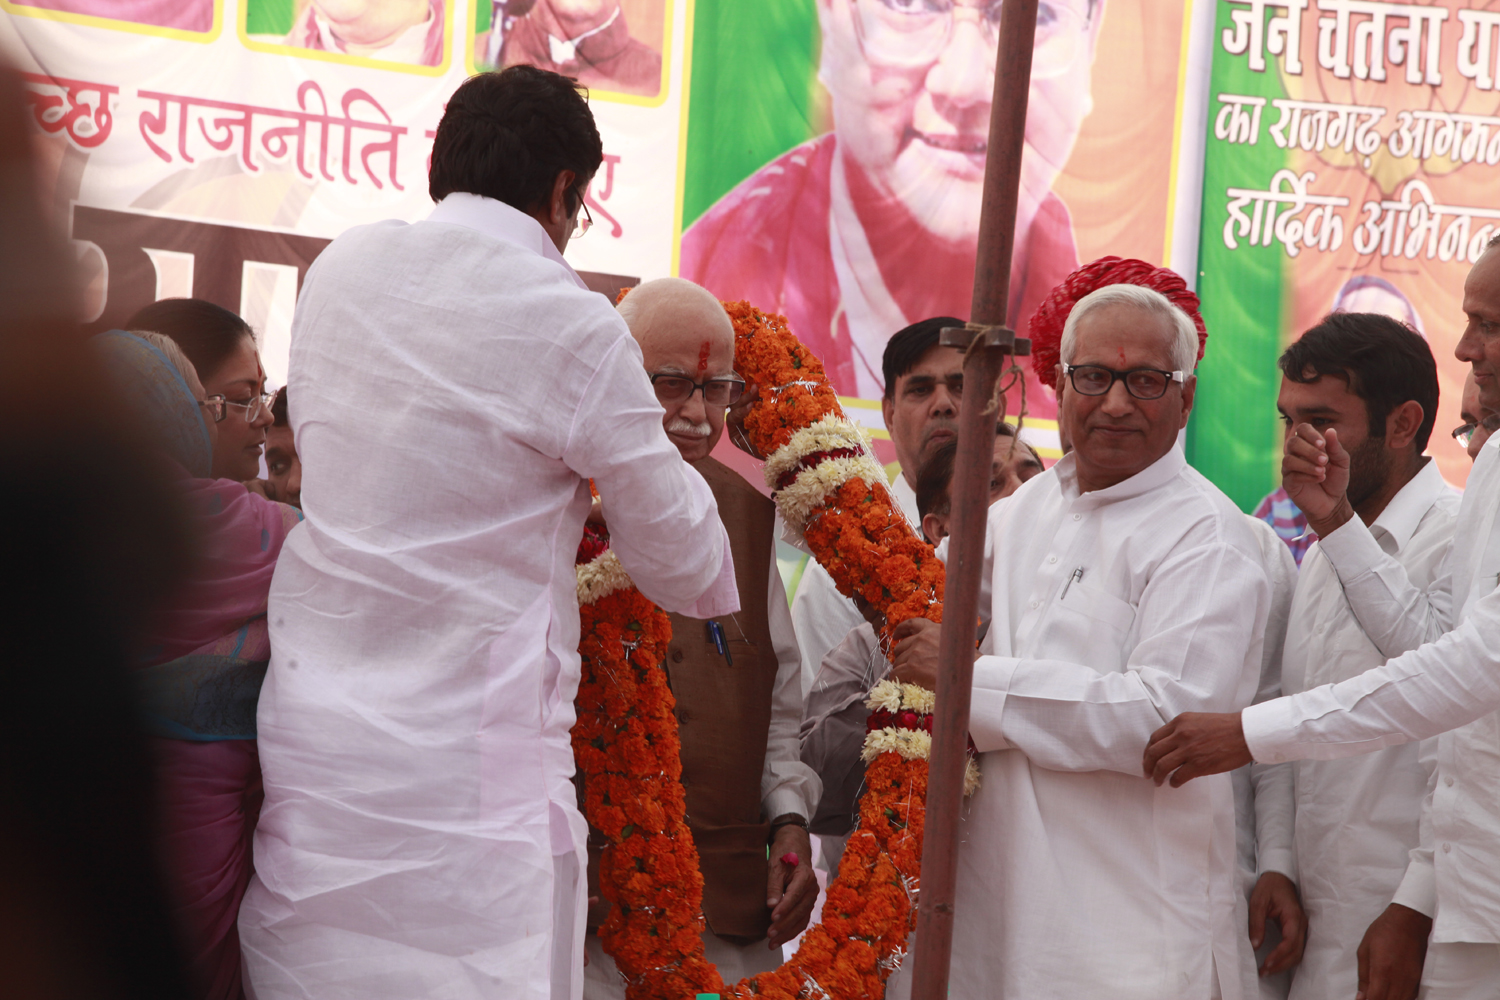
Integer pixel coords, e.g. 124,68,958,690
619,277,737,461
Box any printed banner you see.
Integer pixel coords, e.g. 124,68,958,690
1193,0,1496,505
7,0,1198,477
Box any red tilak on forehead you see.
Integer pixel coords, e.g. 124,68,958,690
697,341,711,372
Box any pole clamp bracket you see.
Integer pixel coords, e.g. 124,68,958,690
938,322,1032,356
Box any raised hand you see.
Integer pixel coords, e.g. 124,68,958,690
1281,424,1355,536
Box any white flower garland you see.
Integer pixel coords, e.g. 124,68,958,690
774,453,892,534
576,549,633,605
761,415,873,486
862,681,980,796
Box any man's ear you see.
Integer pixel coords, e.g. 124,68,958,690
921,512,946,547
881,392,896,435
547,169,578,226
1178,374,1197,428
1386,399,1425,452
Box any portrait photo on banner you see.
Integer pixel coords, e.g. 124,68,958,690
241,0,452,72
469,0,670,103
1,0,220,37
677,0,1192,464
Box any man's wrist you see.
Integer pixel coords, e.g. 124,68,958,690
768,813,808,834
1306,496,1355,538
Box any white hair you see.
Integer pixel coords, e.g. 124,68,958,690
1059,284,1199,374
130,329,204,394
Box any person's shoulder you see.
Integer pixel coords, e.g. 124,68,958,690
1175,465,1265,551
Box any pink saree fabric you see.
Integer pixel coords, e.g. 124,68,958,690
142,476,299,1000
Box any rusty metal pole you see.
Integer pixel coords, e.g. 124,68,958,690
908,0,1037,997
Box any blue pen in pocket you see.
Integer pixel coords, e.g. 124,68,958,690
707,620,733,665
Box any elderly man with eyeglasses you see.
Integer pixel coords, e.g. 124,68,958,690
890,265,1273,1000
575,278,822,997
682,0,1099,408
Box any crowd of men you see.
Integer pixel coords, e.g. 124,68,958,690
23,56,1500,1000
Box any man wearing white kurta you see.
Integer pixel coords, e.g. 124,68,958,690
239,68,738,1000
892,281,1271,999
1271,315,1458,1000
1144,243,1500,997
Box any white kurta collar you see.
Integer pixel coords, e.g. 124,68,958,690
1052,444,1187,507
428,193,588,290
1369,456,1450,553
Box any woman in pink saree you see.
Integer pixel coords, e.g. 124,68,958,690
94,330,302,1000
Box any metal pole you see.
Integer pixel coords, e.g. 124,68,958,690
908,0,1037,997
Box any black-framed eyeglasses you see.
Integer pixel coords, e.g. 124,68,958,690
650,372,746,406
571,194,593,239
1454,414,1500,446
1061,363,1186,400
199,394,228,422
224,391,275,422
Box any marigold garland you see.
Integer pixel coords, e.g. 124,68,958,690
574,304,978,1000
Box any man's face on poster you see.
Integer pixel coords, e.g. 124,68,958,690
817,0,1101,244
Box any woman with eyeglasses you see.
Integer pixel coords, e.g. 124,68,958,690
92,329,302,1000
128,298,275,483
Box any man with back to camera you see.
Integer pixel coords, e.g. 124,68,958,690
238,67,738,1000
1145,238,1500,1000
579,277,821,993
890,264,1272,998
681,0,1099,401
1269,314,1458,1000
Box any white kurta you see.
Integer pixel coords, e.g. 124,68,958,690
1243,435,1500,946
1234,517,1298,1000
955,447,1270,1000
1281,460,1457,1000
239,193,739,1000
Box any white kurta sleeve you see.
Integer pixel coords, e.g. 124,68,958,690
1315,518,1454,657
969,540,1269,774
1249,526,1297,879
761,550,821,822
791,562,865,703
1390,739,1440,918
564,335,738,618
801,624,885,836
1242,586,1500,765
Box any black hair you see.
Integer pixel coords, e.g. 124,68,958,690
428,66,604,215
882,316,964,400
126,298,253,384
271,385,289,428
1280,312,1439,452
914,424,1029,520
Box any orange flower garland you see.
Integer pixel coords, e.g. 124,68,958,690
574,302,973,1000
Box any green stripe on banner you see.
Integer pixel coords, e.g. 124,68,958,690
1188,0,1290,511
245,0,297,36
682,0,822,227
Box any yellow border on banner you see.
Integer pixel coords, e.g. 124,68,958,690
0,0,222,42
669,0,696,275
1161,0,1198,268
238,2,452,77
464,1,674,107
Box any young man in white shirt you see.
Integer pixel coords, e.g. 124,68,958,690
892,279,1271,999
1145,240,1500,1000
239,67,737,1000
1271,314,1458,1000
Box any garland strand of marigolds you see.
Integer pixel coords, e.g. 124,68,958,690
572,303,978,1000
